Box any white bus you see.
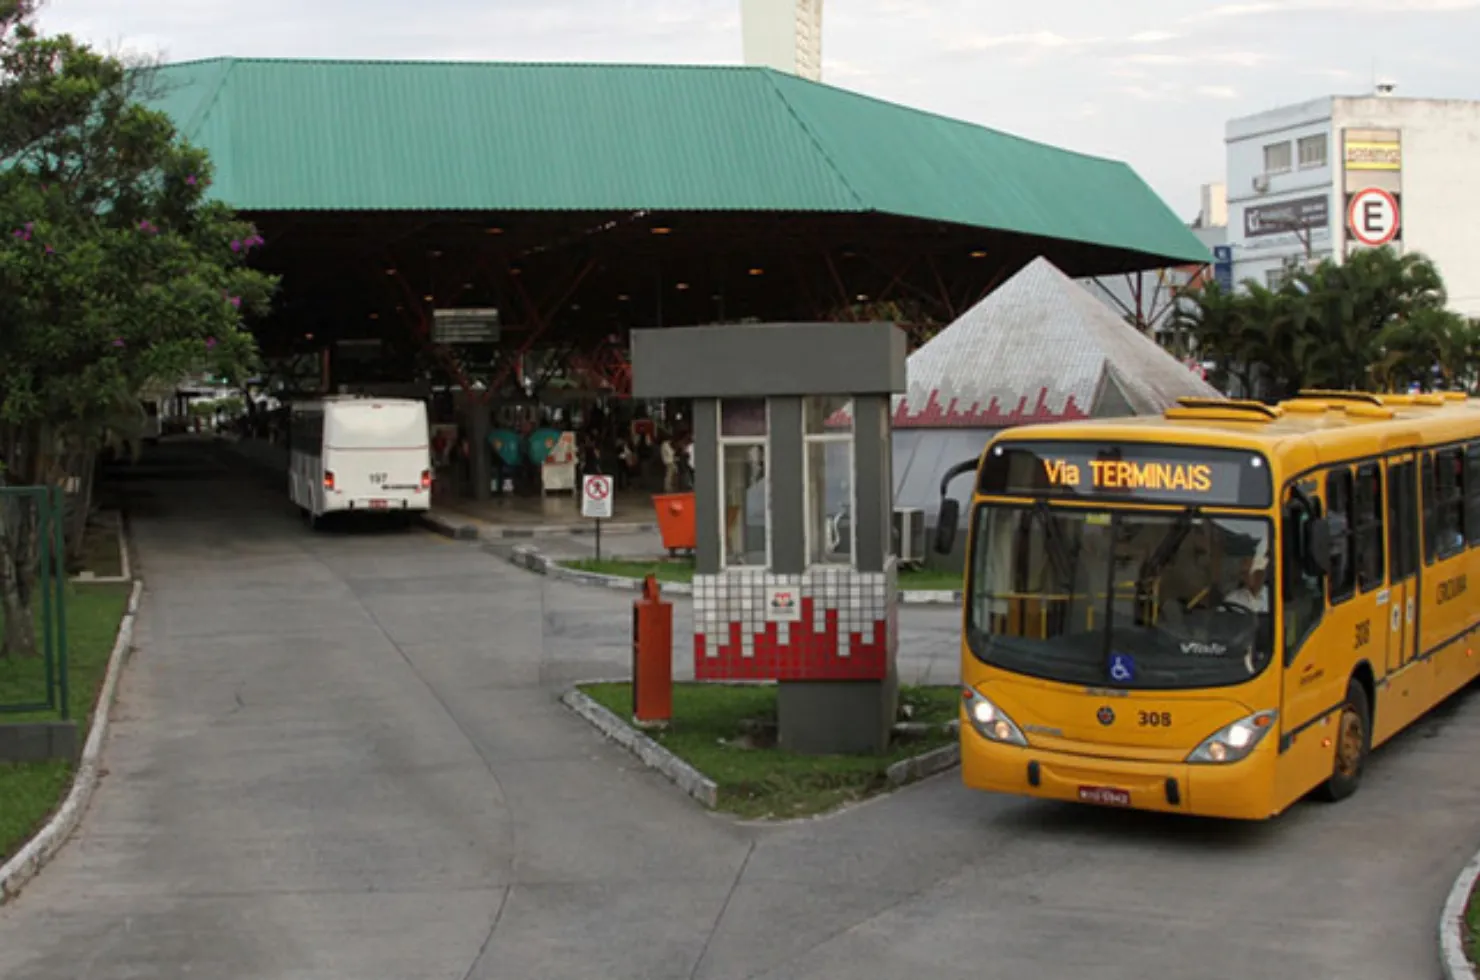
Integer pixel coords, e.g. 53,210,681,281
289,396,432,527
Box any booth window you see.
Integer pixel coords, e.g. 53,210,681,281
719,399,769,566
804,396,853,565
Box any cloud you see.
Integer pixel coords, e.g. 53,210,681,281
945,30,1102,52
1118,84,1180,102
1205,50,1273,67
1195,84,1240,99
823,58,875,80
1119,52,1190,66
1194,2,1279,17
1114,49,1271,69
1191,0,1479,18
1129,30,1180,42
869,0,936,19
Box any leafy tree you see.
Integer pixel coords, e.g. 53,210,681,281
1174,246,1472,400
0,0,276,657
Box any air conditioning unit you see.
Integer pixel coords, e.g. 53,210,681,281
892,507,927,568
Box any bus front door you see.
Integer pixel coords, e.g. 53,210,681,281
1384,455,1420,675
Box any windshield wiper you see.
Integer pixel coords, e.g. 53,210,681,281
1032,499,1076,588
1137,506,1199,594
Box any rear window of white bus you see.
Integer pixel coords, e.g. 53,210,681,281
325,404,427,450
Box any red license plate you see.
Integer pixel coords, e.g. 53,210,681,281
368,499,389,509
1078,785,1131,807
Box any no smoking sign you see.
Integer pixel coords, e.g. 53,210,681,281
1348,187,1400,247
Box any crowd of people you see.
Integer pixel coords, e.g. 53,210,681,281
431,409,697,498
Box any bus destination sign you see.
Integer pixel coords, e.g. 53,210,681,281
1041,457,1213,494
979,442,1271,508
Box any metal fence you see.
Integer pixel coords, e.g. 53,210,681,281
0,485,70,719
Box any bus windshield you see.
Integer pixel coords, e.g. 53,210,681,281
966,504,1275,690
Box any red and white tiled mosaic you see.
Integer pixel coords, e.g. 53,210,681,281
691,562,898,681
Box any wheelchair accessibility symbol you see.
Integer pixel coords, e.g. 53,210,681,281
1109,653,1136,683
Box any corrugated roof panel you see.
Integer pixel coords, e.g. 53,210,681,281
891,257,1222,428
163,59,859,212
767,72,1209,263
147,58,1205,265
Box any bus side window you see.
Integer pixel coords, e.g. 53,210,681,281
1354,463,1385,593
1437,447,1466,560
1326,468,1355,605
1389,460,1419,582
1422,453,1438,566
1467,442,1480,547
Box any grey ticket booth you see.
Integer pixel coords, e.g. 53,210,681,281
631,322,908,754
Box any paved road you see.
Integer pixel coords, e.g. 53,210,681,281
1,441,1477,979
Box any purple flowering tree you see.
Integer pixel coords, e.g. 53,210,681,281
0,0,277,657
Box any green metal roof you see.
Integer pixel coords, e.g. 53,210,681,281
147,57,1209,264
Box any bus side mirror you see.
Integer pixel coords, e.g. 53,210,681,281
935,498,961,555
1302,517,1332,576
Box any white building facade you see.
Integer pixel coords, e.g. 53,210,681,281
1225,95,1480,316
740,0,823,81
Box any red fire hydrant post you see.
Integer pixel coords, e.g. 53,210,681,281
632,574,673,727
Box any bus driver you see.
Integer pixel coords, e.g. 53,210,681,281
1222,538,1269,614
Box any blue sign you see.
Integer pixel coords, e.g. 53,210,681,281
1109,652,1137,684
1212,245,1234,292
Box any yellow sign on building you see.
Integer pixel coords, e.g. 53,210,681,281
1345,140,1402,171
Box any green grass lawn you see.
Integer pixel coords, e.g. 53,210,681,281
580,681,960,819
0,584,130,863
562,557,962,592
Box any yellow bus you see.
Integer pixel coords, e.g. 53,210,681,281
933,390,1480,820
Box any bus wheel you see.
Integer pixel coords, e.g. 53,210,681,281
1317,679,1371,803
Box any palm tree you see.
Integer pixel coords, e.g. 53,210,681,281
1177,246,1465,398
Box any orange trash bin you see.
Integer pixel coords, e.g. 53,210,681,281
651,492,696,554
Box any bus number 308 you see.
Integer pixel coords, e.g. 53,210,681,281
1138,711,1172,727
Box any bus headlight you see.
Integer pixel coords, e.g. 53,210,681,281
961,687,1028,747
1186,710,1277,764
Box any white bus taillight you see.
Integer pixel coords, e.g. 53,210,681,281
323,471,335,491
420,470,431,490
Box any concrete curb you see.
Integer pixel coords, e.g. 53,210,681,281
0,578,144,906
418,511,479,541
70,512,133,585
1440,847,1480,979
563,680,961,815
560,686,720,809
500,543,961,605
884,742,961,788
506,544,695,595
427,510,658,542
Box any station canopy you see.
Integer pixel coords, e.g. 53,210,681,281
146,58,1210,393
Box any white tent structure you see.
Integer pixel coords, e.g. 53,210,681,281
886,256,1223,563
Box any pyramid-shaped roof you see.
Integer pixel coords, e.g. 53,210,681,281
891,257,1222,428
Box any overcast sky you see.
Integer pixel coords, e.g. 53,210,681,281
35,0,1480,219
